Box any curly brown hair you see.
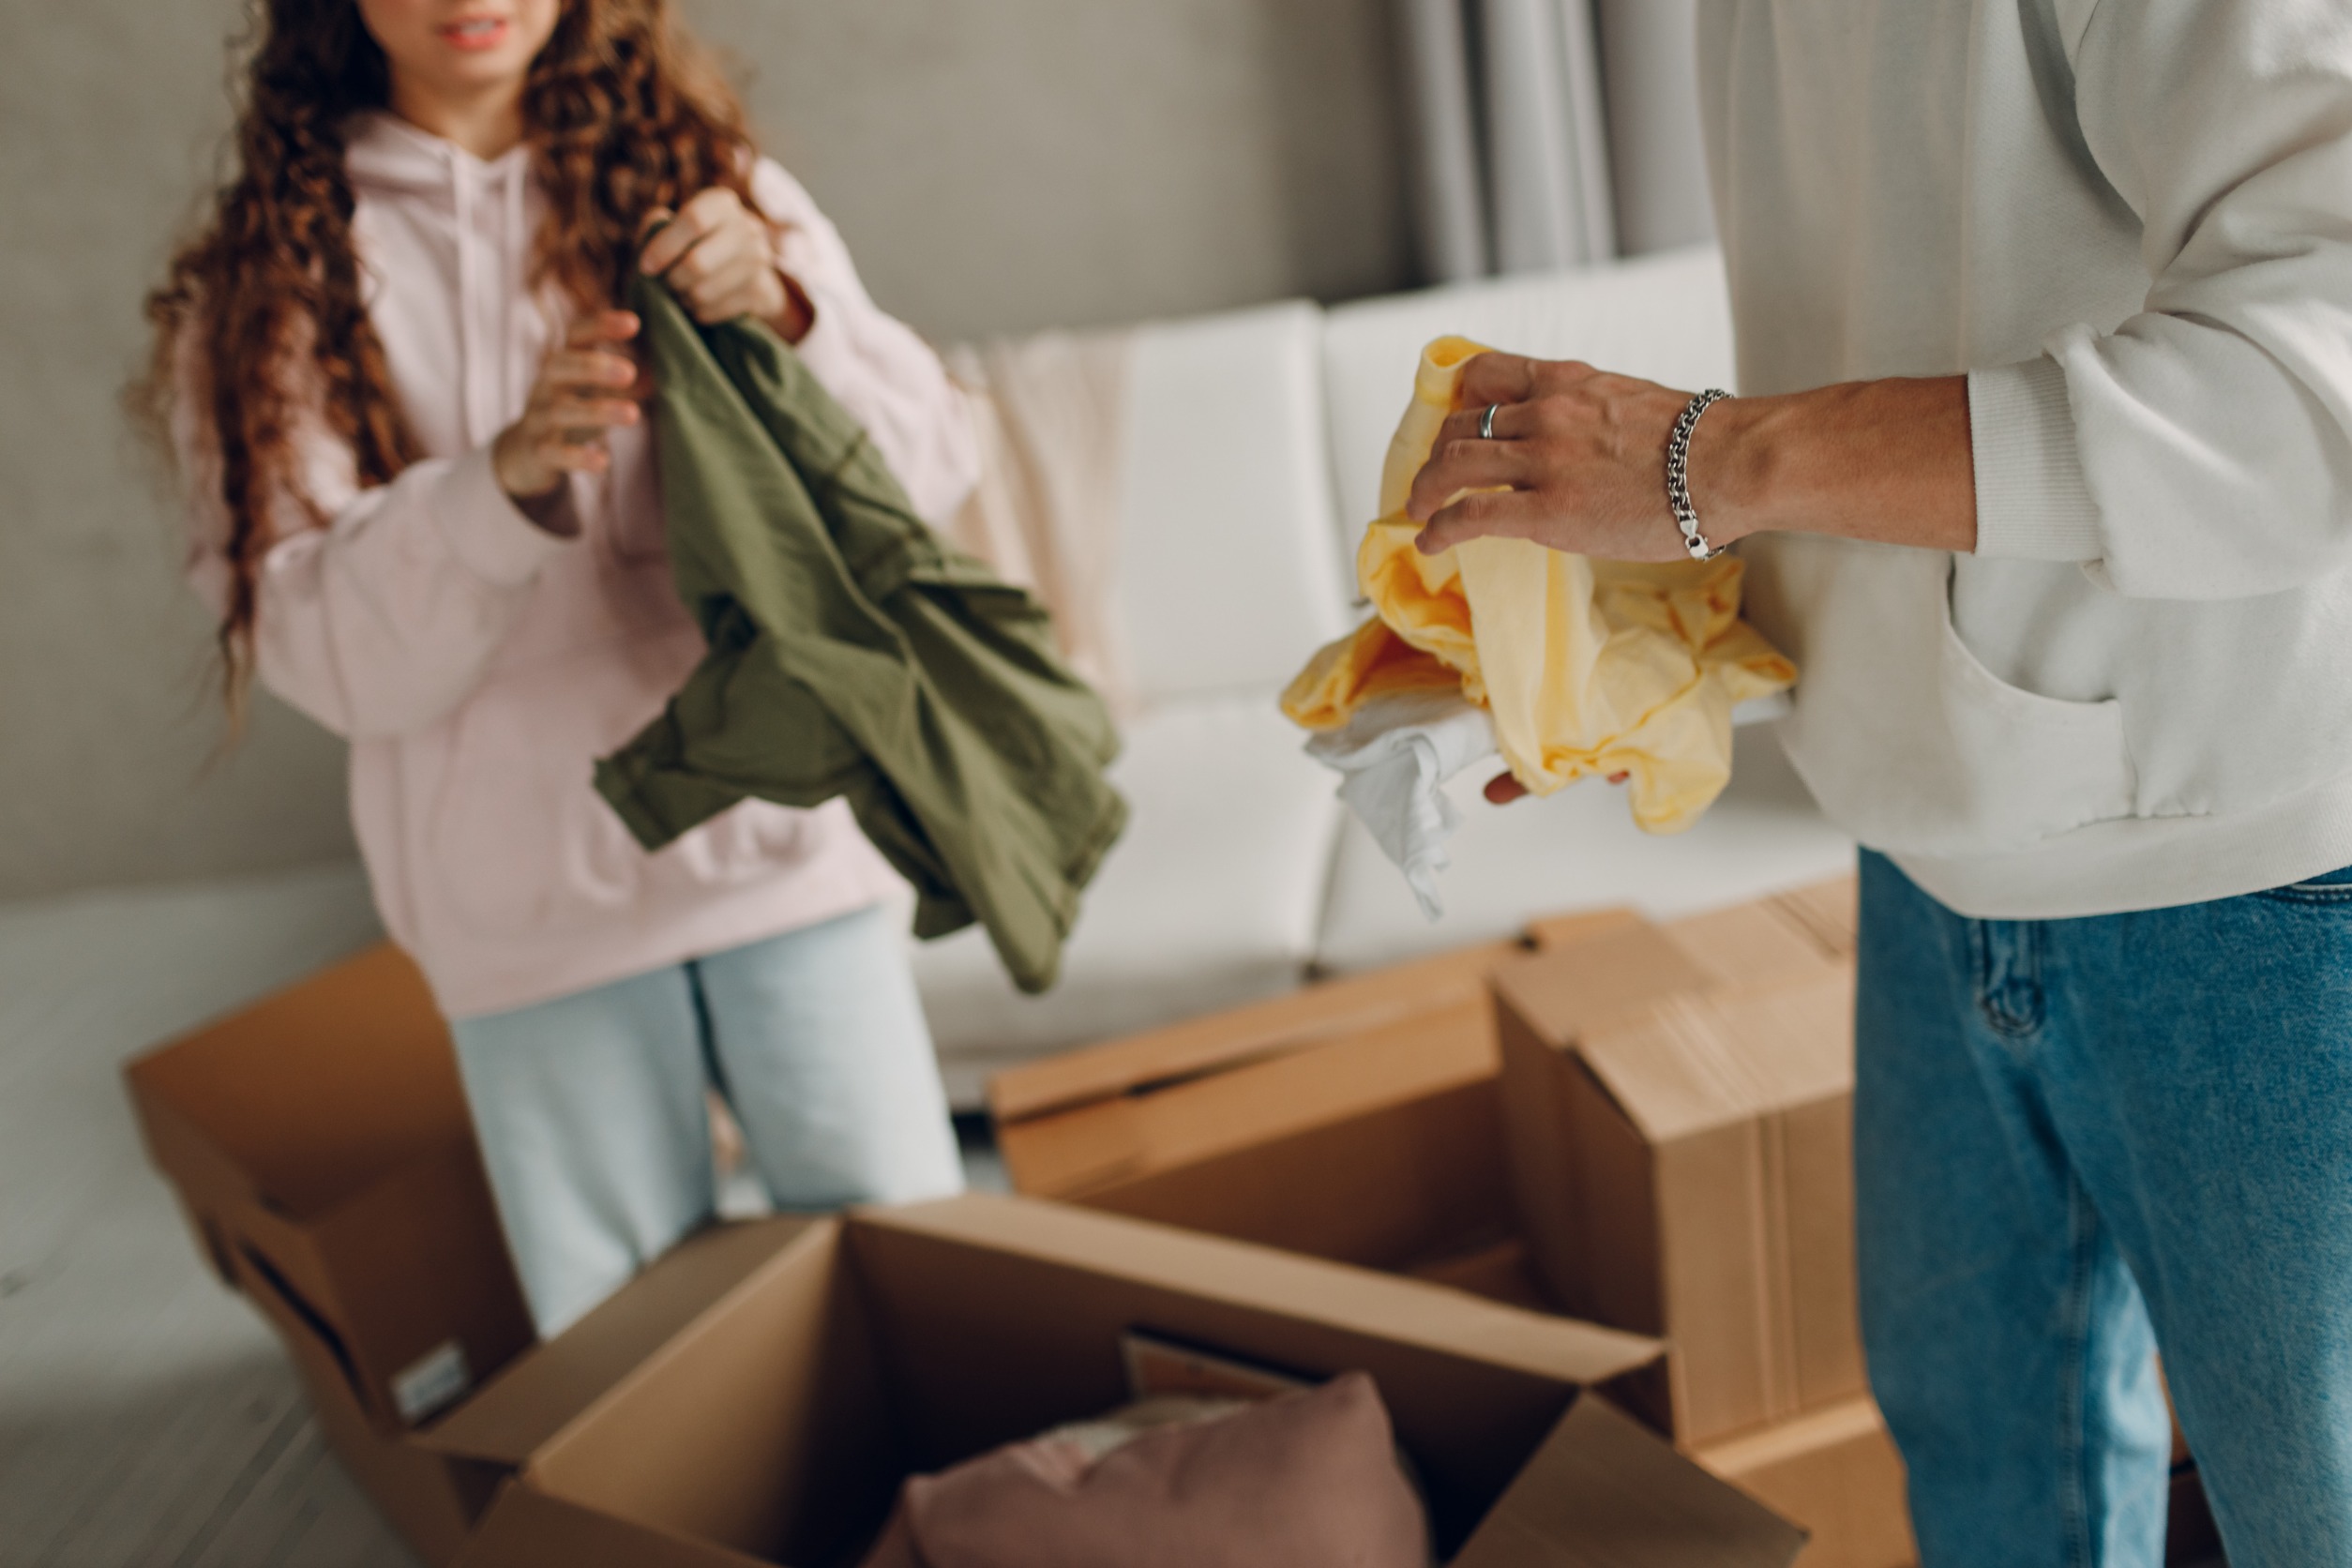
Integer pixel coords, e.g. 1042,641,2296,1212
141,0,756,710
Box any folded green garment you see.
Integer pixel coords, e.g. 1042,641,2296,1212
596,278,1126,994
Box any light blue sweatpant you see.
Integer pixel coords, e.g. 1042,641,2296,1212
449,903,963,1336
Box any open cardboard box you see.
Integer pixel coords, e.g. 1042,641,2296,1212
438,1195,1807,1567
123,943,535,1433
988,883,1870,1440
234,1211,825,1564
989,882,1905,1566
988,913,1637,1286
1493,894,1865,1446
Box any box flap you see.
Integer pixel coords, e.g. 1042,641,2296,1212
989,939,1532,1124
122,1076,265,1215
418,1217,820,1466
1661,903,1844,996
1687,1395,1887,1476
1491,924,1712,1053
855,1196,1661,1386
120,942,469,1220
1521,907,1651,956
1771,877,1858,959
1576,972,1854,1143
453,1480,761,1568
1453,1396,1807,1567
1001,993,1497,1198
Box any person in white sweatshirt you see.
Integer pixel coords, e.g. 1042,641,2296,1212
1408,5,2352,1563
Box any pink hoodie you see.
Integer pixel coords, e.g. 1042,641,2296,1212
183,113,980,1019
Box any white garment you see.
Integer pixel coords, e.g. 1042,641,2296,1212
1305,692,1500,920
1701,2,2352,916
1306,691,1792,919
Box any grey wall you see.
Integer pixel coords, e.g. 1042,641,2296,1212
0,0,1413,903
686,0,1414,340
0,0,359,904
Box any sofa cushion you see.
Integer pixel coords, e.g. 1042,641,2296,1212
1117,302,1352,705
1313,724,1855,974
913,693,1339,1105
1319,247,1737,554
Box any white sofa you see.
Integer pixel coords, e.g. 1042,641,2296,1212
912,247,1856,1103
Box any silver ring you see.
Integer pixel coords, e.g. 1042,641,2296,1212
1478,402,1501,440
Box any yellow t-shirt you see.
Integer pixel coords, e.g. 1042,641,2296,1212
1281,336,1797,835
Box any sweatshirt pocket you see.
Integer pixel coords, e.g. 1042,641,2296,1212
1766,543,2137,856
428,661,651,938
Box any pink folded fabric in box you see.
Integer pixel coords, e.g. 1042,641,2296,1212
858,1371,1428,1568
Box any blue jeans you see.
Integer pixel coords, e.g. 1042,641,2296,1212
1857,850,2352,1566
450,904,963,1337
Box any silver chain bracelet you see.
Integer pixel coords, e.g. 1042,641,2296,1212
1666,388,1732,562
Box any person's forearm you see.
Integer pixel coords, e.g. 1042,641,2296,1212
1698,375,1976,553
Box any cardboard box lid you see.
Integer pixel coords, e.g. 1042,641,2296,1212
1687,1395,1889,1477
417,1216,819,1468
1661,900,1847,996
123,942,468,1222
991,912,1645,1128
1494,918,1853,1144
860,1196,1663,1387
1001,990,1499,1199
1454,1396,1807,1567
1493,923,1716,1054
989,939,1532,1125
1771,877,1858,959
1575,973,1855,1144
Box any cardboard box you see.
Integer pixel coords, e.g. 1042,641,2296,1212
1493,897,1863,1444
234,1212,820,1564
227,1240,500,1565
441,1195,1806,1567
1693,1399,1913,1568
990,916,1637,1277
124,943,535,1432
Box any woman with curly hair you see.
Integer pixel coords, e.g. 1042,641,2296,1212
143,0,972,1336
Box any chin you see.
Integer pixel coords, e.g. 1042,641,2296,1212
441,47,539,88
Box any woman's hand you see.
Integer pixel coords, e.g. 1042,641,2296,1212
492,309,642,513
1405,352,1732,563
639,188,812,340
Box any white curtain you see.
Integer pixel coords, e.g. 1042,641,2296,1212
1395,0,1712,282
1592,0,1715,254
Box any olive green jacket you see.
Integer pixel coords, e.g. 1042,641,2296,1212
595,279,1125,994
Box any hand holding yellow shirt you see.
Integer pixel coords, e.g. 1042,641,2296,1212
1281,337,1797,835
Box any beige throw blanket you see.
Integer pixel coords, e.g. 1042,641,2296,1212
945,329,1137,718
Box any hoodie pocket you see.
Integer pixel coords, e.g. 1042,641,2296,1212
1766,542,2137,856
429,661,651,938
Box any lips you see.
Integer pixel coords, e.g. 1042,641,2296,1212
438,15,510,52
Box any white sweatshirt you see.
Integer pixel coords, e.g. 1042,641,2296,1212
1699,0,2352,916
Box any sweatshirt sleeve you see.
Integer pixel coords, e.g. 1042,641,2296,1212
180,369,570,741
748,158,982,525
1970,0,2352,599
